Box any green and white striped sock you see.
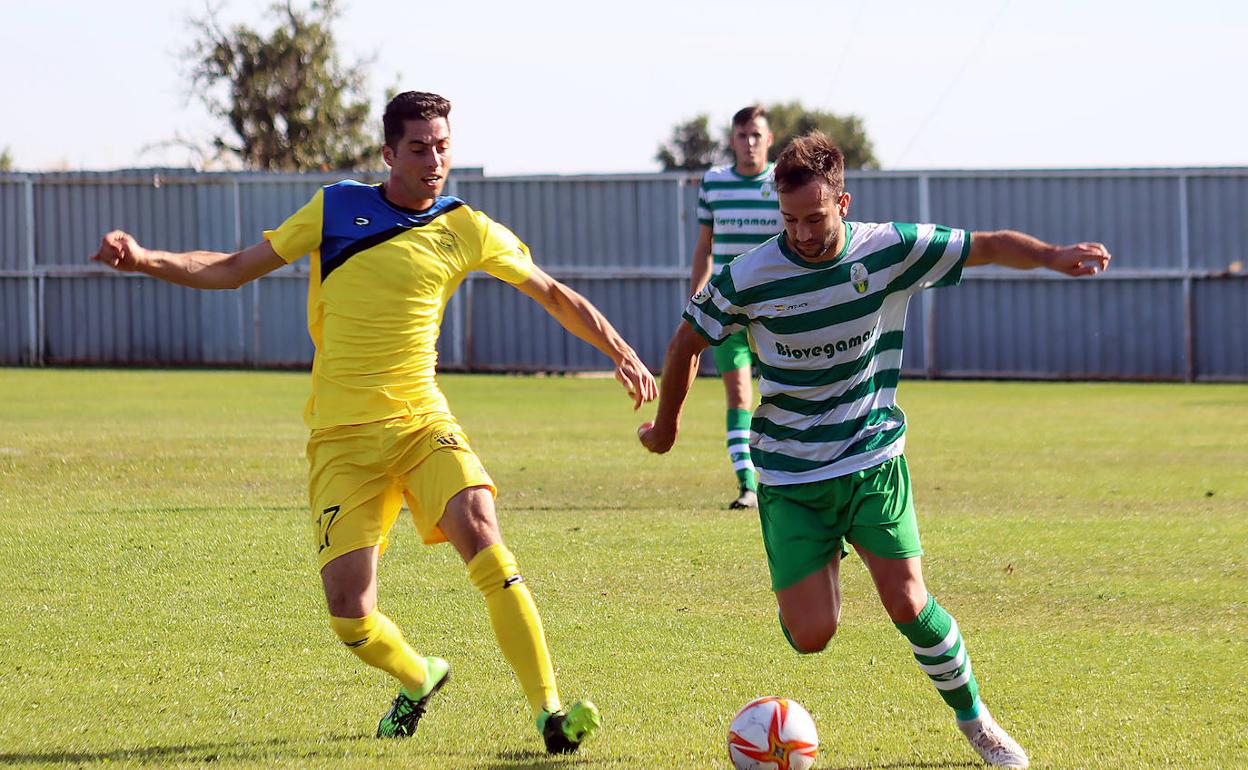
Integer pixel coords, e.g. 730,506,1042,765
726,408,756,492
895,595,982,722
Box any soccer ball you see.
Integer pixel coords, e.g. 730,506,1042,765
726,696,819,770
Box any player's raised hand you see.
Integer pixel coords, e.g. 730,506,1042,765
615,351,657,410
637,420,676,454
92,230,147,272
1048,242,1111,277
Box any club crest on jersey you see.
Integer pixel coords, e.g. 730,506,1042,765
850,262,869,294
353,216,370,226
759,182,774,199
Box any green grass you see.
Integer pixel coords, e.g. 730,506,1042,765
0,369,1244,769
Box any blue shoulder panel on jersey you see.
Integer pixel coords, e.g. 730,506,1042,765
318,181,464,281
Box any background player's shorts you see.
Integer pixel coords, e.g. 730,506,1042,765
713,328,754,374
306,413,496,568
757,455,922,591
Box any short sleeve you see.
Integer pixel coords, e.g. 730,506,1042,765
263,189,324,263
696,173,712,226
887,222,972,294
682,267,749,346
468,210,534,284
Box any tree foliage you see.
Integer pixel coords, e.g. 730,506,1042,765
657,102,879,171
655,115,722,171
763,101,878,169
186,0,377,171
0,147,12,172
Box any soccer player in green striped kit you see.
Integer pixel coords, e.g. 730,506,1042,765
640,132,1111,768
689,105,782,509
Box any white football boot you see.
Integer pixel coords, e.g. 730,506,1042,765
956,706,1030,768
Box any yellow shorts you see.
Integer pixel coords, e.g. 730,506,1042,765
306,413,495,568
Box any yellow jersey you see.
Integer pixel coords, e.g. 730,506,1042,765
264,181,534,429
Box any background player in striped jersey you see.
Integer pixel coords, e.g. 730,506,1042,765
689,106,782,509
92,91,656,755
640,131,1111,768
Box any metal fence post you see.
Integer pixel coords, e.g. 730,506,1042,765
1178,174,1194,382
22,176,40,365
918,174,937,378
674,174,687,267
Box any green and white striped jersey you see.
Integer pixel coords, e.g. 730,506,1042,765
697,163,782,277
683,221,972,486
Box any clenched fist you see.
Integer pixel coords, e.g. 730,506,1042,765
92,230,147,272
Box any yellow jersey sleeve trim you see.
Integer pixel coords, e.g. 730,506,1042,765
264,189,325,264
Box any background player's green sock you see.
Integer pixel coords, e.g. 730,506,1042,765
726,408,756,491
894,595,982,721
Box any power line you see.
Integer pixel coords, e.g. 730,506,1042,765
819,0,870,108
893,0,1013,166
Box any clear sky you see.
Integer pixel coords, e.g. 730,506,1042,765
3,0,1246,174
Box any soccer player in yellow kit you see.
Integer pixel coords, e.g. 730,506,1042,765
91,91,657,754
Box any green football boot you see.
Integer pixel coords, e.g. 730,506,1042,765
537,700,601,754
375,657,451,739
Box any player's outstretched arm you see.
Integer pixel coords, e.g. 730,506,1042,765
91,230,287,289
637,320,708,454
514,266,657,409
967,230,1112,277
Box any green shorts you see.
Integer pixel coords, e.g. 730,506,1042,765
713,328,754,374
758,455,922,591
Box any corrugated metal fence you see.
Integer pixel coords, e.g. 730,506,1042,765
1,168,1245,380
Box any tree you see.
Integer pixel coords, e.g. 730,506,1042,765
762,101,878,169
656,102,879,172
656,115,723,171
0,147,12,172
186,0,377,171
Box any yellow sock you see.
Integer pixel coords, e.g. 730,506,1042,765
468,543,561,717
329,610,429,695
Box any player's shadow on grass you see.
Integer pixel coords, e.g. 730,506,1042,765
0,734,361,766
502,503,640,512
818,761,979,770
482,749,599,769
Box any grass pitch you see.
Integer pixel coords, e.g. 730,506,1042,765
0,369,1244,769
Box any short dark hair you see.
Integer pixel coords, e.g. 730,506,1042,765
774,131,845,195
731,105,767,128
383,91,451,148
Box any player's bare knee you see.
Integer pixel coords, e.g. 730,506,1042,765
441,485,504,560
787,615,837,654
323,581,373,617
319,548,377,618
791,629,833,654
879,586,926,624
